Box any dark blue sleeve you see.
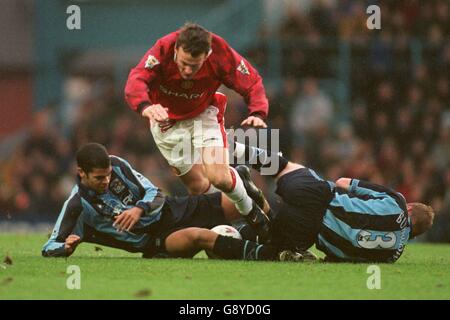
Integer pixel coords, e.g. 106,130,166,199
42,188,84,257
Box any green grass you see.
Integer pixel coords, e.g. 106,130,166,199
1,233,449,299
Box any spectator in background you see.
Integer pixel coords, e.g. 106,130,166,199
290,78,333,145
431,126,450,171
269,77,299,157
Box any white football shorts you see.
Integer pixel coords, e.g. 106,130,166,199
150,94,227,176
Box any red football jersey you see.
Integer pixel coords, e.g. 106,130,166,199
124,31,269,120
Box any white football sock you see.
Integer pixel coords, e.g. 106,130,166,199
233,142,246,158
224,167,253,215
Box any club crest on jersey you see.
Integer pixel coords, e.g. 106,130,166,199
145,55,160,69
237,60,250,75
181,80,194,89
110,178,125,194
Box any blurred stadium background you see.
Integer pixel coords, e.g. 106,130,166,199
0,0,449,242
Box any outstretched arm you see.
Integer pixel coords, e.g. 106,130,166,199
335,177,406,209
336,178,396,198
42,191,84,257
124,40,162,115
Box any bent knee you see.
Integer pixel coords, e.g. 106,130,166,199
190,228,214,247
206,171,232,191
187,182,210,195
183,177,210,195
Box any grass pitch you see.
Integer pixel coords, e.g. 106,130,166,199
1,233,449,299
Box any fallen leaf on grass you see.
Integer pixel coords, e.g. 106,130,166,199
135,289,152,298
0,277,13,286
3,256,12,265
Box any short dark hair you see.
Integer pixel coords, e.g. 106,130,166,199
409,202,435,237
76,143,111,174
176,22,212,57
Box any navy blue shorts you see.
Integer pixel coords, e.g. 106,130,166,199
270,168,334,251
143,193,228,257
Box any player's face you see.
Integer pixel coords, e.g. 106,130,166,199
175,46,207,80
79,166,112,194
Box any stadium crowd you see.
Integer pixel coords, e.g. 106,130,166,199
1,0,449,241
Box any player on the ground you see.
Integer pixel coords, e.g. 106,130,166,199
233,143,435,263
124,23,270,238
42,143,298,261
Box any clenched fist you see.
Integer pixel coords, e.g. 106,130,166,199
64,234,81,255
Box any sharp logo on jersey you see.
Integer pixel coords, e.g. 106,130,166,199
159,85,204,99
357,230,397,249
237,60,250,75
145,55,160,69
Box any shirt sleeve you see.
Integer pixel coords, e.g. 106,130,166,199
131,167,165,216
349,179,407,209
124,39,165,115
214,38,269,119
42,192,84,257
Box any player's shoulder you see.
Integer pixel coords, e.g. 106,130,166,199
110,155,140,176
208,33,234,72
157,31,179,47
156,31,180,53
150,31,178,60
210,33,231,53
109,155,131,168
65,185,83,213
391,191,408,213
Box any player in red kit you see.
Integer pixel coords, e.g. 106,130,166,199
125,23,270,240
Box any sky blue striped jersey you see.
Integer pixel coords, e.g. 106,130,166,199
317,179,411,263
42,156,164,257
